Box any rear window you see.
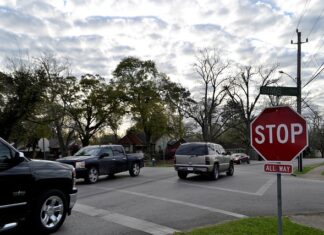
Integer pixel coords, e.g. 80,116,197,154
175,144,208,155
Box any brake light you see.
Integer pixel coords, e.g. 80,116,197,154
205,156,210,165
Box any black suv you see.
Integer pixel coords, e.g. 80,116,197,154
0,137,77,234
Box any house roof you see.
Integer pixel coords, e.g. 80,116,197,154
118,132,145,146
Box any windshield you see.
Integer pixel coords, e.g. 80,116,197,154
175,144,208,155
74,146,101,156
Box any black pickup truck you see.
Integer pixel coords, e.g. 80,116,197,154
57,145,144,184
0,137,77,234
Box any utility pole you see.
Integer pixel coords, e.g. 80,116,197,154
291,29,308,172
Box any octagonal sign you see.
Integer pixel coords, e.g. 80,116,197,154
250,106,308,162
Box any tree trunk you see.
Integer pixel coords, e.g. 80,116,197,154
55,119,67,157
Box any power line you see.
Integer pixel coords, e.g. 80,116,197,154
307,5,324,38
290,0,312,40
303,62,324,88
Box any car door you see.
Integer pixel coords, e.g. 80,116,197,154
0,141,32,222
215,144,228,171
112,146,128,172
98,147,114,175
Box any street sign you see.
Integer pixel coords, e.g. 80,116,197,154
260,86,298,97
264,163,293,174
250,106,308,162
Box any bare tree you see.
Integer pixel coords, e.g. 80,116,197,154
183,49,231,141
225,64,279,152
308,109,324,157
37,54,73,156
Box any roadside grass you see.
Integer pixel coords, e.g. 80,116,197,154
321,171,324,176
174,217,324,235
293,162,324,175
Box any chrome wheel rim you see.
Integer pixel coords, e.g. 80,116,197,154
133,163,140,175
89,168,98,183
40,196,64,228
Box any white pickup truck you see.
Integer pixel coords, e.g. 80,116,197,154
174,142,234,180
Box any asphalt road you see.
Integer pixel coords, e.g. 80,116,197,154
9,159,324,235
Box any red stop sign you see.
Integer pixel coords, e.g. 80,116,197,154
250,106,308,162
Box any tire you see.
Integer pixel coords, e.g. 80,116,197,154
226,163,234,176
31,189,67,234
247,159,250,164
129,162,140,177
86,167,99,184
177,171,187,179
211,164,219,180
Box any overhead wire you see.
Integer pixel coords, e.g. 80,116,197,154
290,0,312,41
306,6,324,39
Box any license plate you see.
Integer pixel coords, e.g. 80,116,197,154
187,167,193,171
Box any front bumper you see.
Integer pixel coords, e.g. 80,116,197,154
0,222,17,233
68,190,78,215
75,168,88,178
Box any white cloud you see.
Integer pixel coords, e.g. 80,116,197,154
0,0,323,114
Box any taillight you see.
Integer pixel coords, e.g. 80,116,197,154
205,156,210,165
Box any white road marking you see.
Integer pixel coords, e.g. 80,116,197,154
255,177,277,196
118,189,248,218
163,180,258,196
88,186,247,218
74,203,179,235
163,177,276,196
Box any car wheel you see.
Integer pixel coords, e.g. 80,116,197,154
86,167,99,184
211,164,219,180
227,163,234,176
129,162,140,177
247,159,250,164
177,171,187,179
31,189,67,234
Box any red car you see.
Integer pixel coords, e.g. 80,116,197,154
231,153,250,164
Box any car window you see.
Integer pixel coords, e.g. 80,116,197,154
74,146,101,156
112,146,124,156
0,142,13,170
208,144,216,155
0,142,12,161
216,144,225,154
100,147,113,157
176,144,208,155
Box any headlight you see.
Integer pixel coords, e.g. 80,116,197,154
75,161,85,169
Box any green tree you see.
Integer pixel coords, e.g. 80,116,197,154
112,57,168,149
64,74,124,146
0,65,47,140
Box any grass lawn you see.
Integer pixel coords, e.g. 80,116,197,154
175,217,324,235
321,171,324,176
293,162,324,175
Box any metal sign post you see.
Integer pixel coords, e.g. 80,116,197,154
277,173,282,235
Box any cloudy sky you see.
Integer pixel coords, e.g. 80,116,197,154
1,0,324,114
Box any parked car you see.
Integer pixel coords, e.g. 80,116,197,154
231,153,250,164
0,137,77,234
56,145,144,184
174,142,234,180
